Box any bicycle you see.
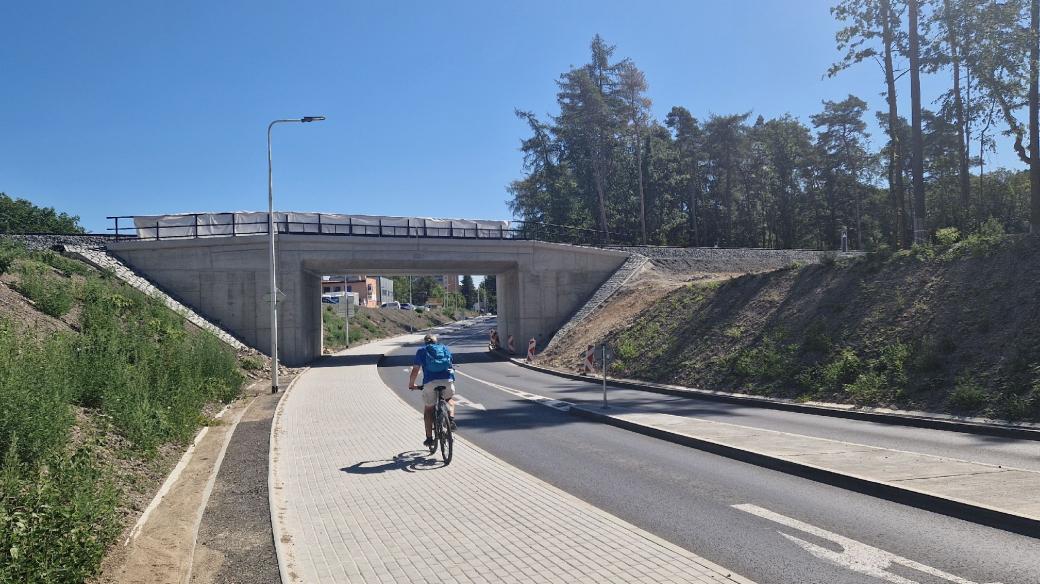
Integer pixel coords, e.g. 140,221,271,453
416,384,454,465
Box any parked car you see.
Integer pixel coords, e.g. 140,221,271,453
381,301,402,309
400,303,415,310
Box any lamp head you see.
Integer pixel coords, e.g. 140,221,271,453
301,116,326,123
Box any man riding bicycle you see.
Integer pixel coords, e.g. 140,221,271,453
408,334,457,449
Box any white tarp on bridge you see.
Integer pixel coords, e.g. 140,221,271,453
131,212,512,240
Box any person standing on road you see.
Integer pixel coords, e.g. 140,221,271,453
408,334,457,448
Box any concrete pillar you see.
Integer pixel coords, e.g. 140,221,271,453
497,269,519,353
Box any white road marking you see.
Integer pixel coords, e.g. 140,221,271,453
453,394,486,411
454,369,572,412
733,504,1003,584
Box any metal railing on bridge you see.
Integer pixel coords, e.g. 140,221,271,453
106,213,612,245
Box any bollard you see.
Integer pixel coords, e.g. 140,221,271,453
601,343,609,409
527,338,537,362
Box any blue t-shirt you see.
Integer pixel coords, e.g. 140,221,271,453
414,343,454,383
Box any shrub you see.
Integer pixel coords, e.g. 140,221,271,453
814,348,862,392
0,241,26,274
945,218,1008,258
934,227,961,246
802,321,831,354
67,278,243,451
240,354,265,371
0,324,74,465
947,378,988,413
730,337,797,382
0,447,120,583
31,250,92,277
15,262,74,318
844,371,892,405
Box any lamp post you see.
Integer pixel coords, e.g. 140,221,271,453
268,116,325,393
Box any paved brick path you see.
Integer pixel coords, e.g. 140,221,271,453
270,336,753,584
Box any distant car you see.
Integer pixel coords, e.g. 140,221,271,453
400,303,415,310
381,301,402,309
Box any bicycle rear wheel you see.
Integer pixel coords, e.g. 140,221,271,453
437,402,453,465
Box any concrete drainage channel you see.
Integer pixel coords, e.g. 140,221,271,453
495,352,1040,538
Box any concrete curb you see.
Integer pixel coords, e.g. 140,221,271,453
507,356,1040,441
268,372,308,584
569,405,1040,539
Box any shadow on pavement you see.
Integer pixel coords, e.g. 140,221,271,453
341,450,446,474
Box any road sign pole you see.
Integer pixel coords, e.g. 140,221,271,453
601,343,608,409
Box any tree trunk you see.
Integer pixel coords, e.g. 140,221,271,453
882,0,905,248
944,0,971,223
1031,0,1040,233
593,165,610,244
909,0,927,243
636,130,647,244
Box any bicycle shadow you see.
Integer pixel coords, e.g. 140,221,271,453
341,450,446,474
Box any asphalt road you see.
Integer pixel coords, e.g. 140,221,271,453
376,318,1040,584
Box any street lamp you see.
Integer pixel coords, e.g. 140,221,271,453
268,116,325,394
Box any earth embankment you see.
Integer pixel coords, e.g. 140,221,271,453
541,236,1040,422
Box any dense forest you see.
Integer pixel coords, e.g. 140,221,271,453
509,0,1040,250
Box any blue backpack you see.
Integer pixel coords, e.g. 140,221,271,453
424,344,452,373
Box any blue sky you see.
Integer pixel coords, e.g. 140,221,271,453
1,0,1022,233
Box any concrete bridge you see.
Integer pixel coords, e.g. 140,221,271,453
106,233,629,365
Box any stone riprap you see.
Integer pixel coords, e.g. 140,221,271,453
1,233,113,251
608,246,863,274
269,335,754,584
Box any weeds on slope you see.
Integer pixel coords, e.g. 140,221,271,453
0,248,244,582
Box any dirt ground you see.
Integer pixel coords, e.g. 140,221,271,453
0,275,77,335
539,263,737,371
93,378,278,584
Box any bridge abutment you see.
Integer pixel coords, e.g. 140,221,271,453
106,235,628,365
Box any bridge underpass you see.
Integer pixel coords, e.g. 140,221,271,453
106,233,629,365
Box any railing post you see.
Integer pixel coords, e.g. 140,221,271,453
378,218,383,236
231,213,236,236
194,213,199,238
424,219,428,237
155,221,160,241
317,213,322,234
283,215,289,234
449,221,454,238
114,217,120,239
348,216,352,235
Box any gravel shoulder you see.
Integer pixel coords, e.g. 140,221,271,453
189,390,282,584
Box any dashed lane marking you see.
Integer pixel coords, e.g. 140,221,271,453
453,394,486,411
733,504,1003,584
453,369,572,412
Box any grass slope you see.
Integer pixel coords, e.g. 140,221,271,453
0,240,245,582
606,232,1040,422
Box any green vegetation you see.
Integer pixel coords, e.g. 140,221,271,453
947,378,988,413
510,28,1039,250
0,193,84,234
15,261,75,318
240,354,265,372
599,238,1040,421
0,244,244,581
322,306,363,351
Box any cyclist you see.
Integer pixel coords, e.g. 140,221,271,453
408,334,457,448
